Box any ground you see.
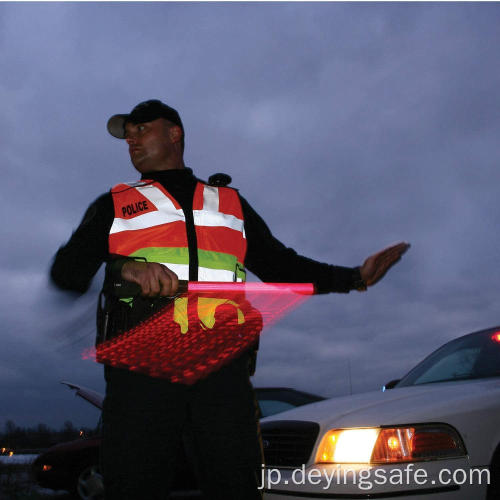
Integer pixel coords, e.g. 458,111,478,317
0,461,72,499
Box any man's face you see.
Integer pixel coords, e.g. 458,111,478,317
124,118,180,173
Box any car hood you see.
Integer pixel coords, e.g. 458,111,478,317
61,381,103,410
39,435,102,455
261,378,500,429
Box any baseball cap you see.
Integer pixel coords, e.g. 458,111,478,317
107,99,184,139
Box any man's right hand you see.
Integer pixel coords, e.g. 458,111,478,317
121,261,179,298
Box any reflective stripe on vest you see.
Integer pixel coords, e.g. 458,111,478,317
109,180,247,282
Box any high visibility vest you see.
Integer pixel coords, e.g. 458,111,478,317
109,179,247,283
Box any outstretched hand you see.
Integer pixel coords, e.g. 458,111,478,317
359,242,410,287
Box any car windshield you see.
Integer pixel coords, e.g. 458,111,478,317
397,329,500,387
259,400,298,418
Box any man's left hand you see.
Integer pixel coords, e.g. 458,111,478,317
360,242,410,287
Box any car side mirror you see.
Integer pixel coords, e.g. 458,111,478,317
382,379,401,391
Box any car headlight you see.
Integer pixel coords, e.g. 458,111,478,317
316,424,466,464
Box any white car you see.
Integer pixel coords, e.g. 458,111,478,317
260,326,500,500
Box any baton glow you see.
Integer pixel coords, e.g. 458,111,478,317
83,282,314,384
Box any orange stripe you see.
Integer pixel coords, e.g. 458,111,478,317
195,226,247,262
218,187,244,218
192,183,205,211
109,221,188,255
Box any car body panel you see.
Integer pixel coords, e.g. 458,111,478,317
261,327,500,499
261,378,500,466
32,436,101,491
61,381,103,410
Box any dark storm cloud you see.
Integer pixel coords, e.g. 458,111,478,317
1,2,500,427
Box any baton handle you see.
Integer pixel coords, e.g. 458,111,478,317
111,279,188,298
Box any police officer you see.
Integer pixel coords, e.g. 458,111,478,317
51,99,409,499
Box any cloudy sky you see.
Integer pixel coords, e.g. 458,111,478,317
2,2,500,429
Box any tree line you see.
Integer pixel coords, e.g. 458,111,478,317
1,419,98,451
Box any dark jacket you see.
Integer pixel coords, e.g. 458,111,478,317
51,168,359,340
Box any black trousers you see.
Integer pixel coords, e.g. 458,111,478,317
101,354,263,500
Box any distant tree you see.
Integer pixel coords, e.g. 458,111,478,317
1,420,95,450
62,420,78,441
63,420,75,432
4,420,17,436
3,420,24,448
35,423,50,435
